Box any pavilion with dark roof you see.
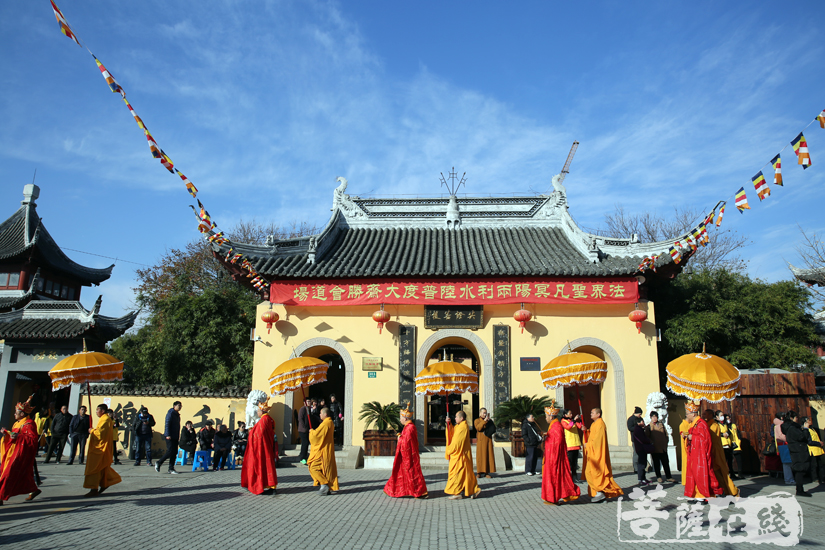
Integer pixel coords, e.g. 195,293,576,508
0,185,137,428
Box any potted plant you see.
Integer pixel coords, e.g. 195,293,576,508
494,394,554,457
359,401,402,456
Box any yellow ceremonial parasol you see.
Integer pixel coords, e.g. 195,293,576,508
268,356,329,429
415,361,479,444
665,344,740,403
48,343,124,429
540,348,607,443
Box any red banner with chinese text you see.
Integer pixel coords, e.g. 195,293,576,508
269,278,639,306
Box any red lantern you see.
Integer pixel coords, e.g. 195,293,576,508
628,309,647,334
261,310,279,334
373,309,391,334
513,308,532,333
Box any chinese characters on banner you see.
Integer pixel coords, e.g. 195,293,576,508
398,326,416,408
493,325,511,442
270,278,638,306
617,486,802,545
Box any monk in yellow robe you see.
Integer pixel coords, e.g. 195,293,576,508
308,407,339,495
584,408,623,503
444,410,480,500
679,418,689,485
83,404,122,497
703,410,738,497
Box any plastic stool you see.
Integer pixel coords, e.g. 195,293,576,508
192,451,212,472
175,449,190,466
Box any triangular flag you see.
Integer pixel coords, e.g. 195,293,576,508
817,109,825,129
50,0,81,46
669,246,681,264
791,132,811,169
716,204,725,227
771,154,782,186
176,169,198,198
159,149,174,173
735,187,750,212
752,171,770,201
122,98,146,131
93,55,125,98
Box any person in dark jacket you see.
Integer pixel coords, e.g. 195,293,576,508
522,414,543,476
782,410,822,497
155,401,182,474
132,407,156,466
44,405,72,463
233,422,248,459
632,417,653,486
297,398,312,464
213,425,233,470
198,420,215,453
329,394,343,445
627,406,643,470
67,406,90,465
179,421,197,461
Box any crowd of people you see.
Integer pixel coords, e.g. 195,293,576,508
2,391,824,506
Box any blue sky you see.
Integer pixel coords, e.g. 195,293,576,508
0,1,823,318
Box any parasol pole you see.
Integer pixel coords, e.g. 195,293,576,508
87,383,93,431
301,385,313,430
444,392,453,446
574,382,588,444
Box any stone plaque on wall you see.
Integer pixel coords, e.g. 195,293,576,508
492,324,511,441
398,325,416,408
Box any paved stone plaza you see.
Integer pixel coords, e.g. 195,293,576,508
1,461,823,549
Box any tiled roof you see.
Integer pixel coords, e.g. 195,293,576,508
89,384,251,399
0,204,114,285
0,299,138,340
790,265,825,287
219,226,651,279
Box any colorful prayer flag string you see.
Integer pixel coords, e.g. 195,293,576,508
93,55,125,98
50,0,81,47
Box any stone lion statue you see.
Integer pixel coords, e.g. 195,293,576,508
645,391,672,441
246,389,269,428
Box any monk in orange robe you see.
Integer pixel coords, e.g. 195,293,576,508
703,409,739,497
384,404,427,498
0,395,41,505
308,407,338,495
83,404,122,497
584,408,623,503
444,410,480,500
542,405,580,505
684,401,722,500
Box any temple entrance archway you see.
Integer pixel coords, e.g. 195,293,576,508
555,338,628,446
415,329,493,447
289,339,354,447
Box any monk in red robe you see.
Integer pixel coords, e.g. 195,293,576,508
241,396,278,495
384,403,427,498
542,404,580,505
683,400,723,501
0,395,41,505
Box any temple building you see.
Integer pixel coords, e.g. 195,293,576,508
0,185,138,427
215,175,691,451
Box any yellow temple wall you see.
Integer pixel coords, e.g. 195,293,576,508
253,298,660,448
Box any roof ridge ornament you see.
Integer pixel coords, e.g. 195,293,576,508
332,176,365,219
439,167,466,196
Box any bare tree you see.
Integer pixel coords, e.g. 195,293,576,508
603,205,749,272
794,228,825,305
